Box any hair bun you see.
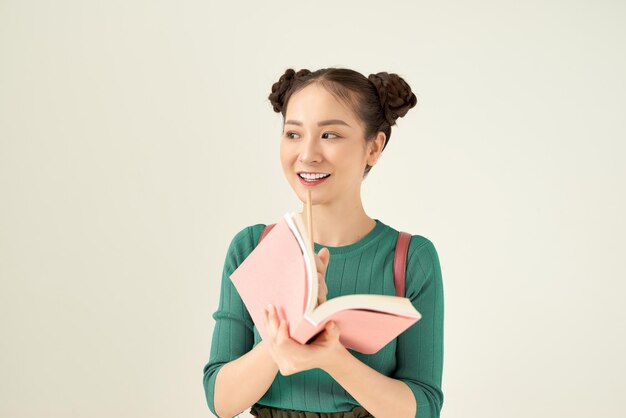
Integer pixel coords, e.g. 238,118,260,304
367,72,417,126
268,68,312,113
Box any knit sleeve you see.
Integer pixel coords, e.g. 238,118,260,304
392,237,445,418
202,226,258,416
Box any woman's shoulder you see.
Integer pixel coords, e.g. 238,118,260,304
408,234,437,254
383,221,438,254
384,226,443,298
227,223,271,251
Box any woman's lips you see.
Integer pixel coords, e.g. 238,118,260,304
297,174,330,186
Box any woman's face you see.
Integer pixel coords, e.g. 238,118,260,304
280,82,378,207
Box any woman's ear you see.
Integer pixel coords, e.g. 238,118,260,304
367,132,386,166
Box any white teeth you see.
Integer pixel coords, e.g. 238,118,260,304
299,173,330,180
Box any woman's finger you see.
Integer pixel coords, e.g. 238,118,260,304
318,248,330,271
276,318,288,343
315,249,330,305
317,279,327,305
314,249,329,277
265,305,278,337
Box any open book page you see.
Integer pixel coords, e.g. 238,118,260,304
309,294,421,325
287,211,421,328
284,212,318,322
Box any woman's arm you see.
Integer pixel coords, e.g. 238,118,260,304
213,340,278,417
392,238,445,418
203,225,278,417
325,237,444,418
324,347,416,418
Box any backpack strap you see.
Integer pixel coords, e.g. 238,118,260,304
259,224,411,298
394,231,412,298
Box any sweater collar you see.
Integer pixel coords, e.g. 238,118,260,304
312,219,388,257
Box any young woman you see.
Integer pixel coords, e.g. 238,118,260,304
203,68,444,418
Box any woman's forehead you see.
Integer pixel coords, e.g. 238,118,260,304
286,84,359,125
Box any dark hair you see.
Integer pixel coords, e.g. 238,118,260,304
268,68,417,177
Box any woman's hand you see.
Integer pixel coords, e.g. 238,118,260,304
263,303,346,376
315,247,330,306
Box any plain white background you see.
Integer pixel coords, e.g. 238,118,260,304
1,1,624,417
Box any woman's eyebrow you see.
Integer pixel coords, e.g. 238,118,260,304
285,119,351,127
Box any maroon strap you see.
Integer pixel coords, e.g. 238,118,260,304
259,224,276,244
259,224,411,298
393,232,412,298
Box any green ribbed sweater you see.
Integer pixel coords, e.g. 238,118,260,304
202,219,444,418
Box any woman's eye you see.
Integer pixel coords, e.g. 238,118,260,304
284,132,339,140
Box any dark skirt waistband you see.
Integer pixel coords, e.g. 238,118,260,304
250,403,373,418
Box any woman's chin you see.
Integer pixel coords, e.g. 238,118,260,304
297,190,325,205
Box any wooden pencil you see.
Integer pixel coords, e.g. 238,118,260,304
306,189,313,251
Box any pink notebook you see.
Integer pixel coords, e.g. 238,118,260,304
230,212,421,354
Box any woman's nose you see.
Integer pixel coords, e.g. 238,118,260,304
298,136,322,164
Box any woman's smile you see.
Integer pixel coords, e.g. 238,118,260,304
297,172,332,186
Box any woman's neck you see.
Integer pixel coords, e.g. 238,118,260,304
299,203,376,248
